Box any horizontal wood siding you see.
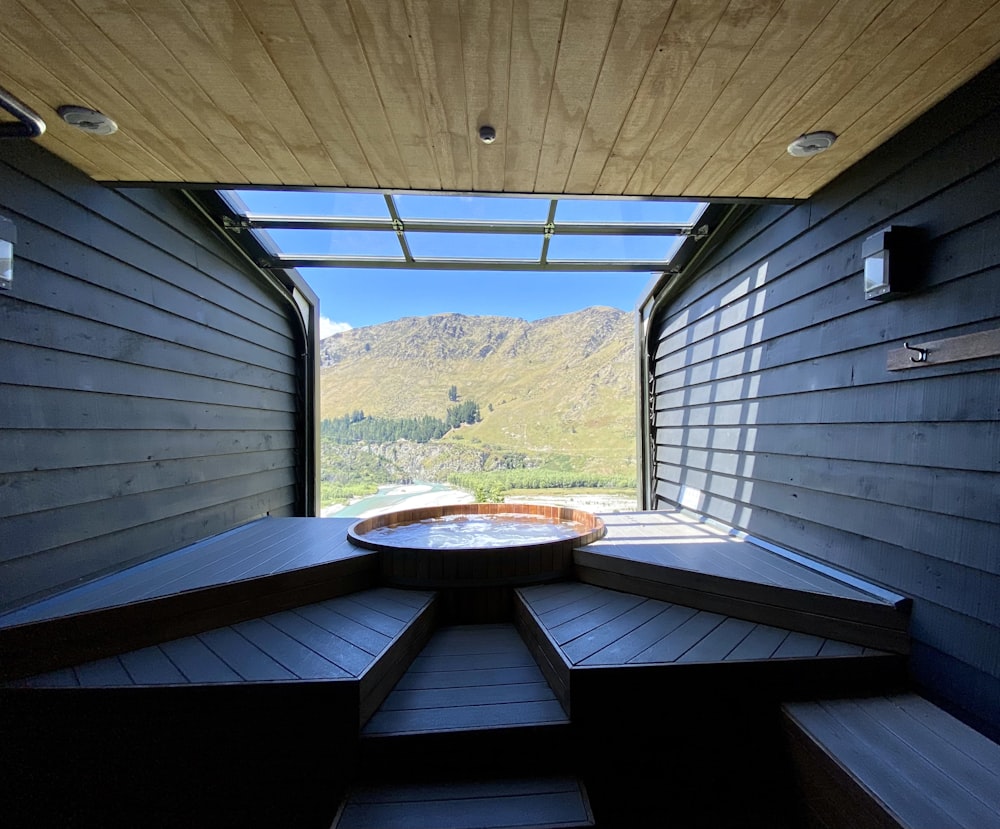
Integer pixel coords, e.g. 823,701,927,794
648,63,1000,737
0,142,302,610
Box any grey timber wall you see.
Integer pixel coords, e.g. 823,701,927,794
0,142,303,611
649,63,1000,737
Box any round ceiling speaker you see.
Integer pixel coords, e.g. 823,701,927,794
786,131,837,157
58,105,118,136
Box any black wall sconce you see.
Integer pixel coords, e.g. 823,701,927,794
863,225,919,300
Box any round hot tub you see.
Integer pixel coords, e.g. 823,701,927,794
347,503,606,588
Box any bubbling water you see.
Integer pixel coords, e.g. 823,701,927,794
360,512,588,549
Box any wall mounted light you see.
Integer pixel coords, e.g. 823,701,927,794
862,226,917,300
0,214,16,291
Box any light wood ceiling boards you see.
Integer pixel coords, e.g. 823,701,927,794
2,0,999,198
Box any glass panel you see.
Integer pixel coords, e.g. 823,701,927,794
555,199,706,225
254,228,404,258
394,194,550,223
406,232,542,260
223,190,391,219
547,234,683,262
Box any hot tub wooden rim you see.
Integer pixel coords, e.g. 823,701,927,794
346,502,607,553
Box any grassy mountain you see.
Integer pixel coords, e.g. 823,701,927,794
319,306,636,481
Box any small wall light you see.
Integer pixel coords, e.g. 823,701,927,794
0,214,15,291
862,226,917,300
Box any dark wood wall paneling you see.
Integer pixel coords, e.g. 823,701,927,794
0,142,303,611
649,62,1000,738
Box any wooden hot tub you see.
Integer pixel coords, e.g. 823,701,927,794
347,503,606,588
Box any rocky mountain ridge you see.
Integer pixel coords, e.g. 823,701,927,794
319,306,636,474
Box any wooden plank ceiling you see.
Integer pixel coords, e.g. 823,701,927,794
1,0,999,198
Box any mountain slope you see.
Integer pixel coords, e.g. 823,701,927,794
319,307,635,474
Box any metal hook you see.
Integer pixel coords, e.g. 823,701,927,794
903,342,928,363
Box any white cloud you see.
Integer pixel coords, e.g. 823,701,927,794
319,316,352,339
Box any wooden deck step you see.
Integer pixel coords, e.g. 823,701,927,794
361,623,573,777
783,695,1000,828
516,581,906,719
0,517,379,680
332,776,594,829
13,587,437,729
576,511,910,653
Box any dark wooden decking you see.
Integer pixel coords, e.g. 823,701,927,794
364,624,568,736
0,517,378,679
14,587,436,729
784,695,1000,829
0,517,365,626
21,586,429,686
333,777,594,829
576,511,910,651
516,581,906,719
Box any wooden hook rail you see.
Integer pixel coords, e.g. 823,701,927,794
887,328,1000,371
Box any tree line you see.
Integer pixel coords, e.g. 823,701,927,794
321,400,482,445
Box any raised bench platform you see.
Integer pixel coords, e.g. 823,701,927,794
13,586,435,727
1,587,438,826
575,511,910,652
516,581,905,719
0,517,377,679
783,695,1000,829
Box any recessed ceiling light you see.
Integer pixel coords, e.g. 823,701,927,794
58,105,118,136
787,131,837,157
478,125,497,144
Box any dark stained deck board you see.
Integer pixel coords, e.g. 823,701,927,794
535,588,623,629
197,627,298,681
363,700,569,735
74,655,134,686
406,651,538,673
631,610,728,664
844,697,1000,813
560,597,672,665
518,581,603,615
587,512,893,601
518,583,894,669
23,588,434,688
676,617,757,663
817,638,865,657
23,667,78,688
784,696,1000,829
380,682,558,711
772,631,827,659
547,591,648,646
231,618,355,679
724,624,791,661
364,624,568,737
578,604,698,665
119,646,188,685
334,777,592,829
348,588,426,623
394,666,548,692
263,611,374,676
292,602,391,656
0,517,366,627
159,636,243,684
331,597,414,637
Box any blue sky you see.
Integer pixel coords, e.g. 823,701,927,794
303,268,654,336
228,192,704,336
